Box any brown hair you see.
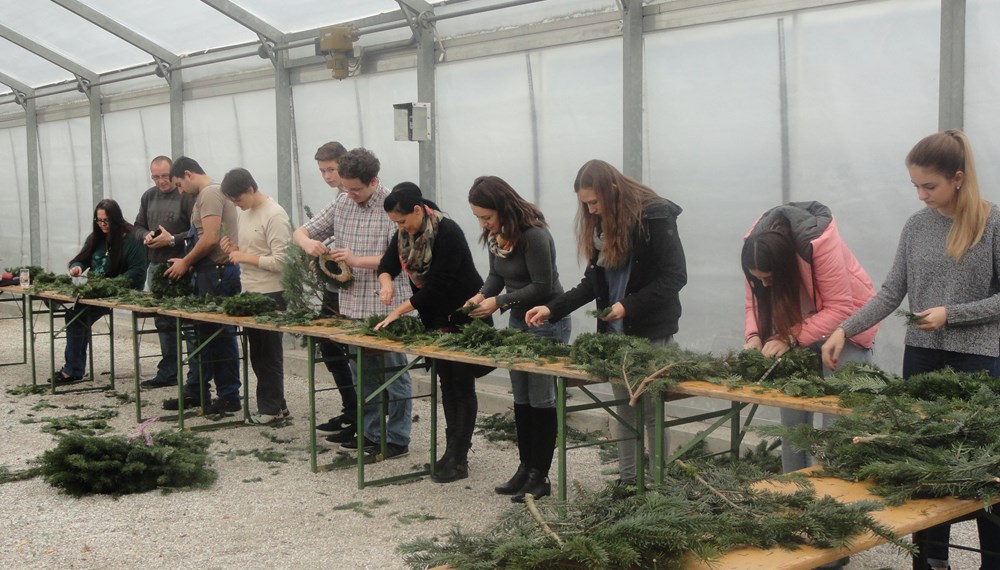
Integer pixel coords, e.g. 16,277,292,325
574,159,660,268
741,231,801,341
906,130,990,260
467,176,546,249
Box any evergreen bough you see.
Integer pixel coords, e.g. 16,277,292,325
150,262,194,298
40,430,217,497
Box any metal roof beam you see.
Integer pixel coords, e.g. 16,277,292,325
0,71,34,103
200,0,285,44
49,0,180,66
0,22,97,83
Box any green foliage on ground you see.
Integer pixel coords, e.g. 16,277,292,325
40,430,217,497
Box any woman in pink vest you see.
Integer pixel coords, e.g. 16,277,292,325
742,201,879,475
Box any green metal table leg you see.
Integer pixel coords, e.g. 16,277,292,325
108,311,115,390
308,336,318,473
28,295,37,385
176,317,186,431
356,347,365,489
429,359,438,474
132,312,142,422
556,376,567,501
636,396,645,495
654,395,665,485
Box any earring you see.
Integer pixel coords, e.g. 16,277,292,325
957,185,962,191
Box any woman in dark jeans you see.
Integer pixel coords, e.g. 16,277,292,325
823,130,1000,570
54,199,147,383
465,175,569,502
375,182,491,484
526,159,687,488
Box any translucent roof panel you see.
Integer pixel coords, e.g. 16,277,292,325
232,0,448,34
432,0,618,39
78,0,257,56
0,37,73,89
4,0,152,75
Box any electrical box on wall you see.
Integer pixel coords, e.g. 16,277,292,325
393,102,432,141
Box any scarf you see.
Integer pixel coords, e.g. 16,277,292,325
487,232,513,259
398,205,442,289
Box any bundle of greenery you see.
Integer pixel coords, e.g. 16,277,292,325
221,292,280,316
150,262,194,298
40,430,217,497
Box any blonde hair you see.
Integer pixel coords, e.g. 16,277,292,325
574,159,660,268
906,130,990,260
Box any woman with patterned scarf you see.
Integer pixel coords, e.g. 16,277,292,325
465,176,569,503
375,182,491,483
526,159,687,489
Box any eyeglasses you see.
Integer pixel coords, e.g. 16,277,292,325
151,175,170,181
95,218,111,226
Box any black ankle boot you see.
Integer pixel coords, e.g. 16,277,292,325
512,468,550,503
431,456,469,483
495,463,529,495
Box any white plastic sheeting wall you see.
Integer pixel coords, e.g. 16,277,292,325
0,126,29,269
292,68,419,224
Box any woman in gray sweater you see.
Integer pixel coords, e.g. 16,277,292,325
822,130,1000,570
466,176,568,503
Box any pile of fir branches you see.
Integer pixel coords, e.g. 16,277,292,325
149,262,194,298
773,366,1000,506
716,348,831,398
221,291,280,316
399,460,908,569
40,430,217,497
77,275,134,299
569,334,729,401
435,319,572,364
357,314,435,344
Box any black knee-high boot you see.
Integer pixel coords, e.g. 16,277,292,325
433,365,476,483
513,406,555,503
495,403,532,494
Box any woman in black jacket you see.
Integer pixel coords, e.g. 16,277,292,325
375,182,490,483
526,159,687,487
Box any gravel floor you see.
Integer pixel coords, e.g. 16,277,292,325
0,308,984,569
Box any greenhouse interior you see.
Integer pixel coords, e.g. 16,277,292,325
2,0,1000,568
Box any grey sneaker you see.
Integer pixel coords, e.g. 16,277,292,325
369,443,408,460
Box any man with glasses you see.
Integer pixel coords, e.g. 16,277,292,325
133,156,195,389
292,147,413,459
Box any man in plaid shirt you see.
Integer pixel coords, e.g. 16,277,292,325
293,147,413,459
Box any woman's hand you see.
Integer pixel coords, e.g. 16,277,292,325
821,328,847,371
68,266,82,278
220,236,234,254
525,305,551,327
743,335,763,351
378,274,395,306
373,312,400,331
914,306,947,331
761,338,791,358
469,296,498,318
602,302,626,321
465,293,485,307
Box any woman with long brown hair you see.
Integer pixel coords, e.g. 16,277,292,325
526,159,686,488
466,175,568,502
742,202,878,476
53,199,146,383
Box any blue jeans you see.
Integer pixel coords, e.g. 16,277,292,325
183,261,241,402
356,350,412,447
508,312,570,408
61,305,110,377
145,263,180,382
904,345,1000,570
780,341,873,473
